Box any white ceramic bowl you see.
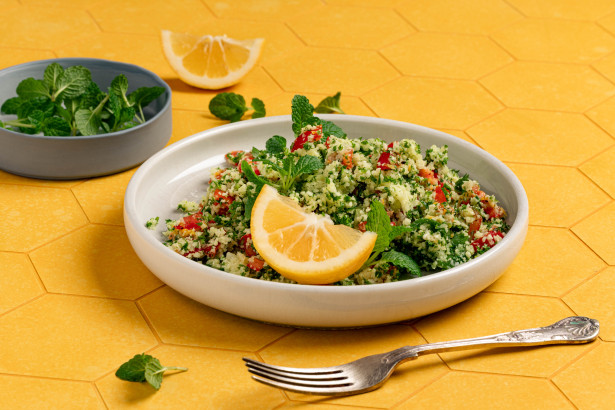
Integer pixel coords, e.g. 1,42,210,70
124,115,528,328
0,58,171,180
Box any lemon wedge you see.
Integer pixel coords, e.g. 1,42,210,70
250,185,377,285
161,30,264,89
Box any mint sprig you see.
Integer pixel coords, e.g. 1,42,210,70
362,200,420,276
291,94,346,138
115,353,187,390
209,92,266,122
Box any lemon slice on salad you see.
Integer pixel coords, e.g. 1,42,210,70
250,185,377,285
161,30,264,89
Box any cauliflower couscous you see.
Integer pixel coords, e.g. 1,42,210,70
156,96,509,285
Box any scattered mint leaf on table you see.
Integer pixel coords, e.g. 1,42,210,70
209,92,266,122
116,353,187,390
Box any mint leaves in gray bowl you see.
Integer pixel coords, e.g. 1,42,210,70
0,58,171,180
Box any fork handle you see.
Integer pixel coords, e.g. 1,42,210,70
386,316,599,363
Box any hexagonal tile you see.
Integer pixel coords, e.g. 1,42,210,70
564,267,615,341
89,0,214,35
467,109,614,166
97,345,285,409
572,201,615,265
71,170,135,226
492,19,615,63
481,61,615,111
287,5,413,49
507,164,611,227
0,170,82,188
0,48,56,69
414,292,588,377
203,0,321,20
553,342,615,409
171,109,225,143
506,0,615,20
599,12,615,38
396,0,523,35
0,252,44,314
487,226,606,296
264,47,399,95
0,294,156,380
0,5,99,49
580,146,615,198
138,286,292,351
381,32,513,80
0,184,88,252
398,371,573,409
55,32,175,80
586,95,615,137
0,375,104,409
362,77,503,129
29,224,162,299
258,326,446,406
169,67,282,111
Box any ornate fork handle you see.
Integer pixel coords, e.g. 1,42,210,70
383,316,599,365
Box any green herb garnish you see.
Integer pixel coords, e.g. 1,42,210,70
0,63,165,136
115,353,187,390
209,92,266,122
362,200,420,276
291,94,346,138
314,91,345,114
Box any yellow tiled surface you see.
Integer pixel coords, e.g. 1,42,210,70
1,1,614,408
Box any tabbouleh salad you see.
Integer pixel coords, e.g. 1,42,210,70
153,95,509,285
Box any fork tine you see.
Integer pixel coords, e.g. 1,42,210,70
242,357,343,376
247,367,351,386
250,373,357,396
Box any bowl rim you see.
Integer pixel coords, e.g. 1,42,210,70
124,114,529,297
0,57,172,141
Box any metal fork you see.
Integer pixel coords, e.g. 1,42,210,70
243,316,599,396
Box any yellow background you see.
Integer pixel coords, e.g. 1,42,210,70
1,0,614,408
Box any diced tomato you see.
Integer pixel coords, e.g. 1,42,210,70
240,233,258,257
182,243,218,258
377,151,392,170
247,257,265,271
341,150,353,169
291,125,323,152
357,221,367,232
468,216,482,239
213,189,235,215
419,168,439,185
434,186,446,203
471,230,504,252
175,212,203,231
483,203,504,219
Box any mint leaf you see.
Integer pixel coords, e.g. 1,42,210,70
128,86,165,108
16,78,50,100
42,116,71,136
379,250,420,276
110,74,130,106
321,119,346,138
294,155,323,176
365,200,392,258
75,108,101,135
251,97,266,119
116,353,187,391
54,66,91,101
1,97,23,115
314,92,344,114
43,63,64,92
291,94,318,136
209,92,247,122
265,135,286,154
16,96,54,120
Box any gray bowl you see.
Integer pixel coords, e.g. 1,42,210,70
0,58,172,180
